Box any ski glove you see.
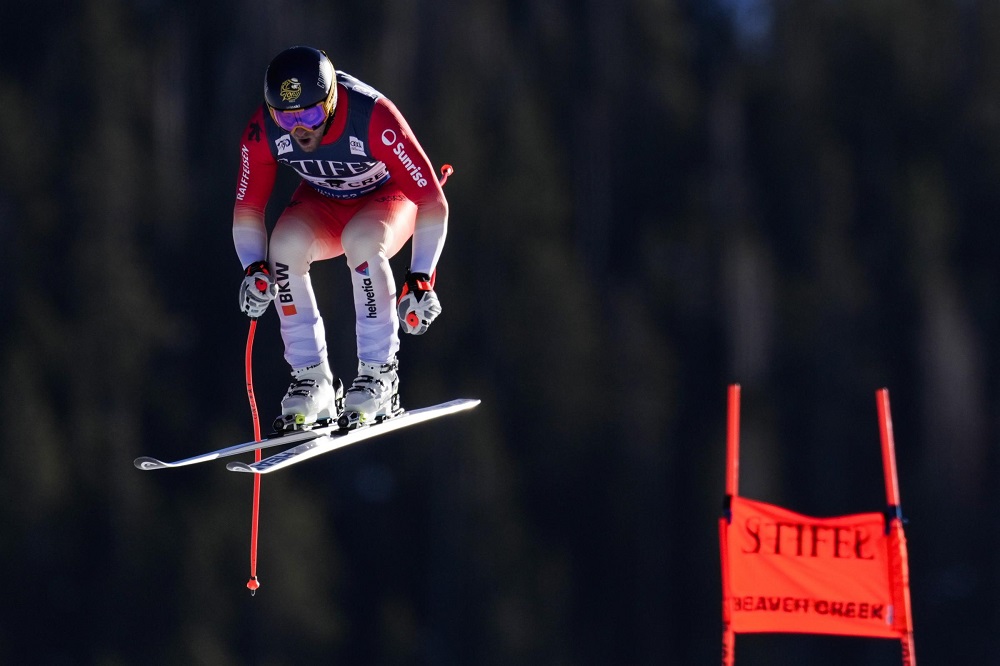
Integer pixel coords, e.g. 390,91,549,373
239,260,278,319
397,270,441,335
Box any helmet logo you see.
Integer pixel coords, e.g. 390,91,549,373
279,78,302,103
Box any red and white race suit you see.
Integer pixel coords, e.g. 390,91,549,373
232,71,448,368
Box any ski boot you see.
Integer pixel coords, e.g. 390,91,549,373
273,360,344,432
338,358,402,429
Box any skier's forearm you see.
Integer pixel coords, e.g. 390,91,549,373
233,210,269,268
411,202,448,275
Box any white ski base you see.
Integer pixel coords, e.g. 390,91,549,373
134,423,339,470
226,398,480,475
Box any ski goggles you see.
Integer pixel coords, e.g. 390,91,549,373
269,101,330,132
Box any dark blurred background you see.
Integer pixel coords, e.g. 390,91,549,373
1,1,997,664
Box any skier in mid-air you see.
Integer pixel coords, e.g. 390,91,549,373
233,45,448,431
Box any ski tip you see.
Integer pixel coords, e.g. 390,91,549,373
451,398,481,409
227,461,257,473
134,457,167,470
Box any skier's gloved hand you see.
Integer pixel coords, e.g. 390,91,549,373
239,260,278,319
397,270,441,335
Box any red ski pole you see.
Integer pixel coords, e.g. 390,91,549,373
245,319,263,594
439,163,454,186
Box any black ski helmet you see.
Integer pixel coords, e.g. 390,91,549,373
264,46,336,111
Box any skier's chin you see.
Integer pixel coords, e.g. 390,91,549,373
293,134,320,152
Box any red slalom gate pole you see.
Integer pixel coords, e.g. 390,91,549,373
876,389,916,665
720,383,741,666
245,319,263,594
725,383,741,500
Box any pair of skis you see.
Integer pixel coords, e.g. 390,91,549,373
134,398,480,474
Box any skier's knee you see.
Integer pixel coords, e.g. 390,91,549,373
270,219,314,273
342,219,390,263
